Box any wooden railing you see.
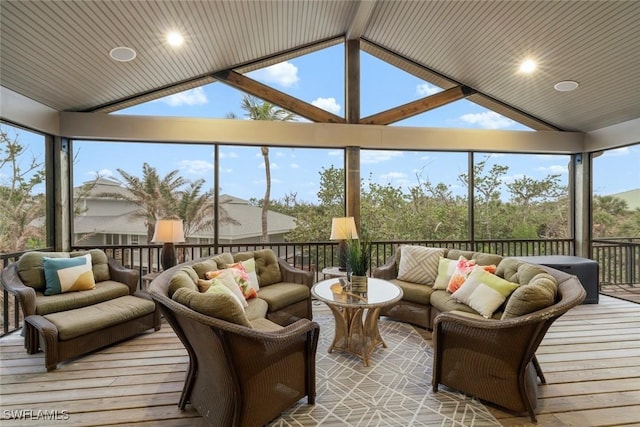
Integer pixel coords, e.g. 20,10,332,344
593,238,640,285
5,237,637,337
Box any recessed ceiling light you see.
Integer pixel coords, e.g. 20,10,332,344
554,80,579,92
109,46,136,62
519,59,537,74
166,31,184,47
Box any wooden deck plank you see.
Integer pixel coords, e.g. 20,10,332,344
1,294,638,426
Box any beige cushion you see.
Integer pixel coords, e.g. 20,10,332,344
245,297,269,321
433,257,457,290
71,249,110,282
251,317,284,332
451,268,519,318
168,267,199,298
44,295,156,340
390,279,434,305
235,249,282,286
397,246,444,285
502,273,558,319
172,287,252,327
191,259,219,279
257,283,309,312
210,252,235,269
17,252,70,291
35,281,130,315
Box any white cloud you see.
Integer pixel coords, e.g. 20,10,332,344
219,151,239,159
259,161,280,170
416,83,440,97
290,163,300,169
603,147,630,157
312,97,341,114
460,111,515,129
380,171,410,186
178,159,214,175
160,87,208,107
361,150,404,165
250,61,299,88
536,165,567,174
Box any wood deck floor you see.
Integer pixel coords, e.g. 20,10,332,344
1,295,639,426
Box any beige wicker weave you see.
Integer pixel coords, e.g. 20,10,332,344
149,260,320,427
431,265,586,422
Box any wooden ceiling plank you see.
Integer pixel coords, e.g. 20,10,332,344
346,0,378,40
360,86,475,125
213,70,345,124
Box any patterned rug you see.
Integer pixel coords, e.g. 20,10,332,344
270,314,501,426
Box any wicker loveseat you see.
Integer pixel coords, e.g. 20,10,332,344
148,249,320,427
373,245,586,421
0,249,161,371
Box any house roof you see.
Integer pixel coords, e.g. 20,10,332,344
1,1,638,133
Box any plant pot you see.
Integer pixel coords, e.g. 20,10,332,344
351,275,368,293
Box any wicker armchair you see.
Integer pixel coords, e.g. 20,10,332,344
149,263,320,427
431,266,586,422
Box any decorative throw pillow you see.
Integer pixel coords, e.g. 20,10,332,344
228,258,260,291
202,270,248,308
226,262,258,299
446,256,477,293
397,246,444,285
433,257,457,290
43,254,96,296
452,268,520,318
172,287,251,327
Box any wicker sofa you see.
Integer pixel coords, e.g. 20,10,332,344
148,249,320,427
0,249,161,371
373,245,587,421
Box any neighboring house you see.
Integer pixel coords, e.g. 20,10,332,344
73,178,297,246
609,189,640,210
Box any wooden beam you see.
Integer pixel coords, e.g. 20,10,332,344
213,70,344,124
346,1,377,40
345,39,360,124
360,86,475,125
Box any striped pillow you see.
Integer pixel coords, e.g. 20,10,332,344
397,246,444,285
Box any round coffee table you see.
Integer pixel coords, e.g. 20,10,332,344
311,277,403,366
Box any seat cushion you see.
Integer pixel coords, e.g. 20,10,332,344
257,283,309,312
429,290,477,315
245,297,269,321
390,279,434,305
250,317,284,332
35,281,131,315
44,295,156,340
172,287,252,327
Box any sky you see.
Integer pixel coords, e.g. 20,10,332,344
3,44,639,203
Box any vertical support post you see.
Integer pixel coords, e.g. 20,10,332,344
54,136,71,251
345,147,361,231
573,152,591,258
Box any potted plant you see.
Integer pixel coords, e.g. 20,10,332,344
346,228,371,292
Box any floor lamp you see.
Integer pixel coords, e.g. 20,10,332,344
152,218,185,270
330,217,358,271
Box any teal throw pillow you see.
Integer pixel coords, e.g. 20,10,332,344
43,254,96,296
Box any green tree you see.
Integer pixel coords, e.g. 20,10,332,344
101,163,186,242
0,128,46,252
239,95,296,242
593,195,630,237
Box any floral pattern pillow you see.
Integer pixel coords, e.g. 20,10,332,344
446,257,498,293
207,264,257,300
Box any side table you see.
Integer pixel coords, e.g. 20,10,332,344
311,278,403,366
321,266,348,278
141,271,160,291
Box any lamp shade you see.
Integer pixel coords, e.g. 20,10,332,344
152,218,185,243
330,217,358,240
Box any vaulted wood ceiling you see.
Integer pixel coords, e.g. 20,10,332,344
1,0,638,132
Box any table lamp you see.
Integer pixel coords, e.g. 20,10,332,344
152,217,185,270
330,217,358,271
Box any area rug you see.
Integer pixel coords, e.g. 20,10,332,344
269,314,501,426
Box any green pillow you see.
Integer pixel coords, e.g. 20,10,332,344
172,287,252,327
433,257,457,290
168,267,199,297
502,273,558,319
17,252,70,291
43,254,96,295
191,259,219,279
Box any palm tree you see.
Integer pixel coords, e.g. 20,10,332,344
240,95,296,242
101,163,185,242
